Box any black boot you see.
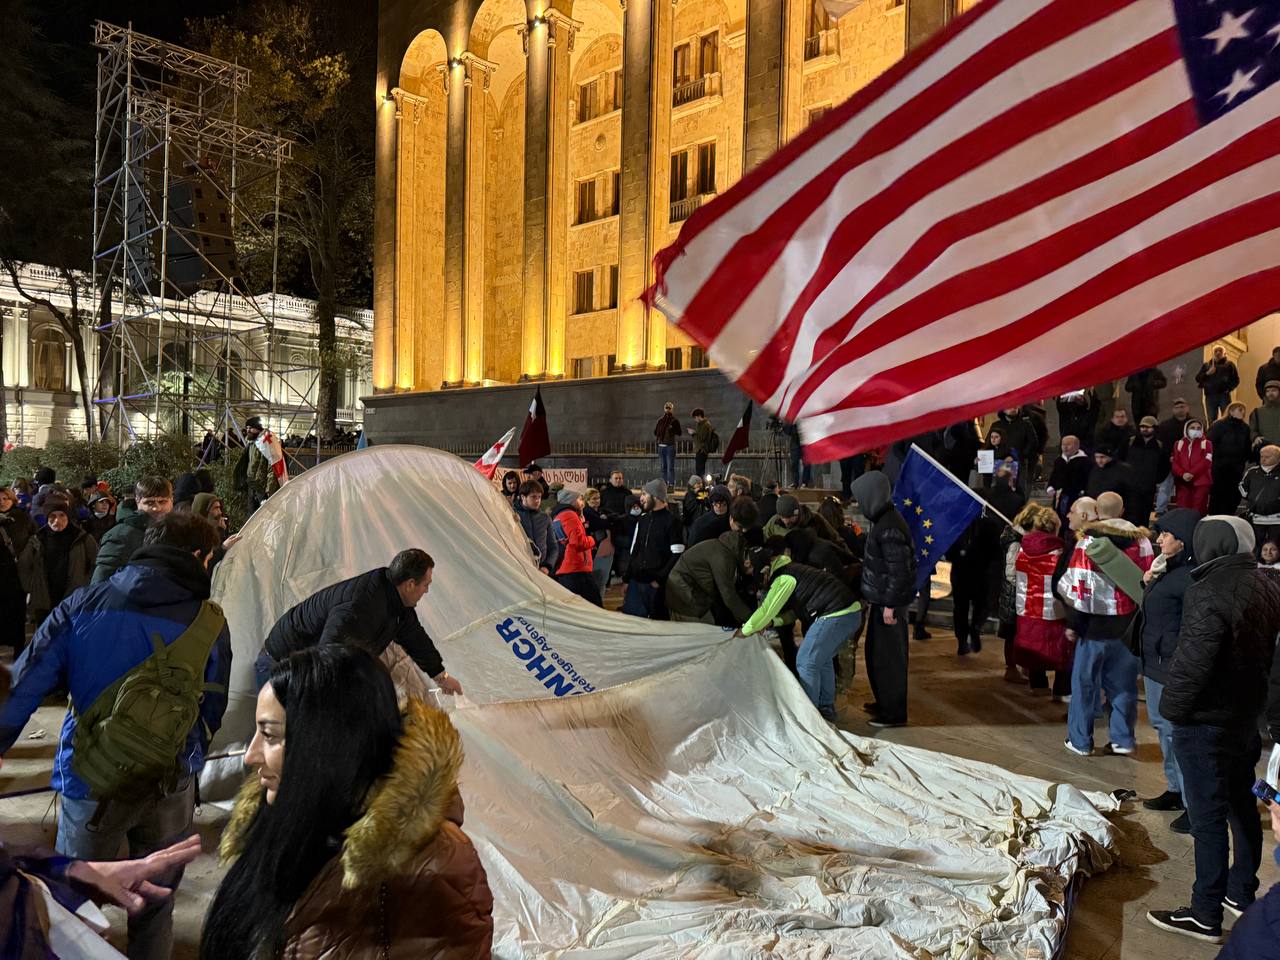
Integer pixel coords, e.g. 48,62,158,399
956,636,971,656
969,629,982,653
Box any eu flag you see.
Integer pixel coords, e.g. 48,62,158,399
893,445,985,592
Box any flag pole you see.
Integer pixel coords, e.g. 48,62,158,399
907,443,1021,530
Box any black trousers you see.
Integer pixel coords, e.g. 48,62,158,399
556,572,603,607
866,605,909,723
695,451,708,479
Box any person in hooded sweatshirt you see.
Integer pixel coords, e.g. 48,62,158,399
1128,508,1200,832
1172,418,1214,515
1055,491,1154,756
550,489,601,606
1207,403,1252,515
20,497,98,626
1147,515,1280,946
851,472,916,728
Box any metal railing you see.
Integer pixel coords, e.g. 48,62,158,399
670,195,703,223
672,72,721,108
804,29,839,62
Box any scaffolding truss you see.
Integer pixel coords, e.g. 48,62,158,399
91,21,321,460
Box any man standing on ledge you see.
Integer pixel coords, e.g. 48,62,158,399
258,548,463,694
654,402,681,488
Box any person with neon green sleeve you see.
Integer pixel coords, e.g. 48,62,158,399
740,551,862,720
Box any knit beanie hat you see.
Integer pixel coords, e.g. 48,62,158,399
557,488,581,506
643,478,668,502
42,494,71,518
775,494,801,518
708,485,732,505
192,492,220,519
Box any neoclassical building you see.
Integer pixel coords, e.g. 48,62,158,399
373,0,982,395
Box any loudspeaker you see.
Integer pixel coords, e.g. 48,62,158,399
124,139,238,298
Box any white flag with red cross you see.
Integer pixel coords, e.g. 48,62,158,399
475,427,517,480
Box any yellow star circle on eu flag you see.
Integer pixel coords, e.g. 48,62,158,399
915,506,924,515
920,548,929,557
903,498,913,507
923,519,933,529
924,535,934,544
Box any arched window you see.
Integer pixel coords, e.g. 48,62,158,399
30,327,70,391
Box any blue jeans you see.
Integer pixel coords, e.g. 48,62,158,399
797,609,862,710
790,449,812,488
1144,677,1183,795
591,551,612,596
1154,473,1175,515
57,781,195,960
1174,724,1263,925
658,445,676,486
1067,637,1138,751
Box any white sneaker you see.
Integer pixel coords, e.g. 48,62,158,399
1064,738,1092,757
1104,742,1136,756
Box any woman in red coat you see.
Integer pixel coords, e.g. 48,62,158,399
551,488,602,606
1012,504,1072,701
1170,418,1213,515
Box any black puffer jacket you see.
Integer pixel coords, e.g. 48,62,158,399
625,506,684,584
1131,508,1199,685
851,472,916,608
265,567,445,677
1161,516,1280,735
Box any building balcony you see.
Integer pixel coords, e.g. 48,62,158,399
670,194,704,224
803,29,839,68
672,72,722,109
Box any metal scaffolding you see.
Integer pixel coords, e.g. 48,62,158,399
90,21,320,457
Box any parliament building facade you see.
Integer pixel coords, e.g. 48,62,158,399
372,0,980,399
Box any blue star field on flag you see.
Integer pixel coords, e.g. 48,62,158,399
1174,0,1280,123
892,447,985,593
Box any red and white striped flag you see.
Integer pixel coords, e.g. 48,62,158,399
255,429,288,484
648,0,1280,461
475,427,516,480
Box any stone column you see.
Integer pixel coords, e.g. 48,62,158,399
644,0,673,371
519,18,547,379
907,0,953,51
616,0,673,372
743,0,785,173
443,59,467,386
519,7,580,380
372,90,398,392
460,53,497,385
543,10,578,380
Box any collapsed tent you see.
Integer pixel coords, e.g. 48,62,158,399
206,446,1118,958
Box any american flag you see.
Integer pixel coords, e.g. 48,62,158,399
648,0,1280,461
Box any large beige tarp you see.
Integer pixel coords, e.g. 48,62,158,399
206,446,1117,958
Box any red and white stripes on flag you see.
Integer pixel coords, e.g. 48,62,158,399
256,430,288,484
648,0,1280,460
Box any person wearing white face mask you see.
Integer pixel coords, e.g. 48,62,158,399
1171,419,1213,515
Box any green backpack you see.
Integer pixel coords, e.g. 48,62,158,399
72,600,227,800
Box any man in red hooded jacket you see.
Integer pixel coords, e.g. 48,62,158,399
552,489,601,606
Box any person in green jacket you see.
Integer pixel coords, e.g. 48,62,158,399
666,498,759,626
738,552,862,720
91,477,172,584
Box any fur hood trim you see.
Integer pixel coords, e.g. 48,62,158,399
220,699,464,890
1081,518,1151,542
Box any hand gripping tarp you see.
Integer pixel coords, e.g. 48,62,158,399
206,446,1117,958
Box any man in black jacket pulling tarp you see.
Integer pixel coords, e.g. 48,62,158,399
258,548,463,695
1147,515,1280,946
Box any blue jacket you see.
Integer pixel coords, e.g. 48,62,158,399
0,545,232,800
1218,865,1280,960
